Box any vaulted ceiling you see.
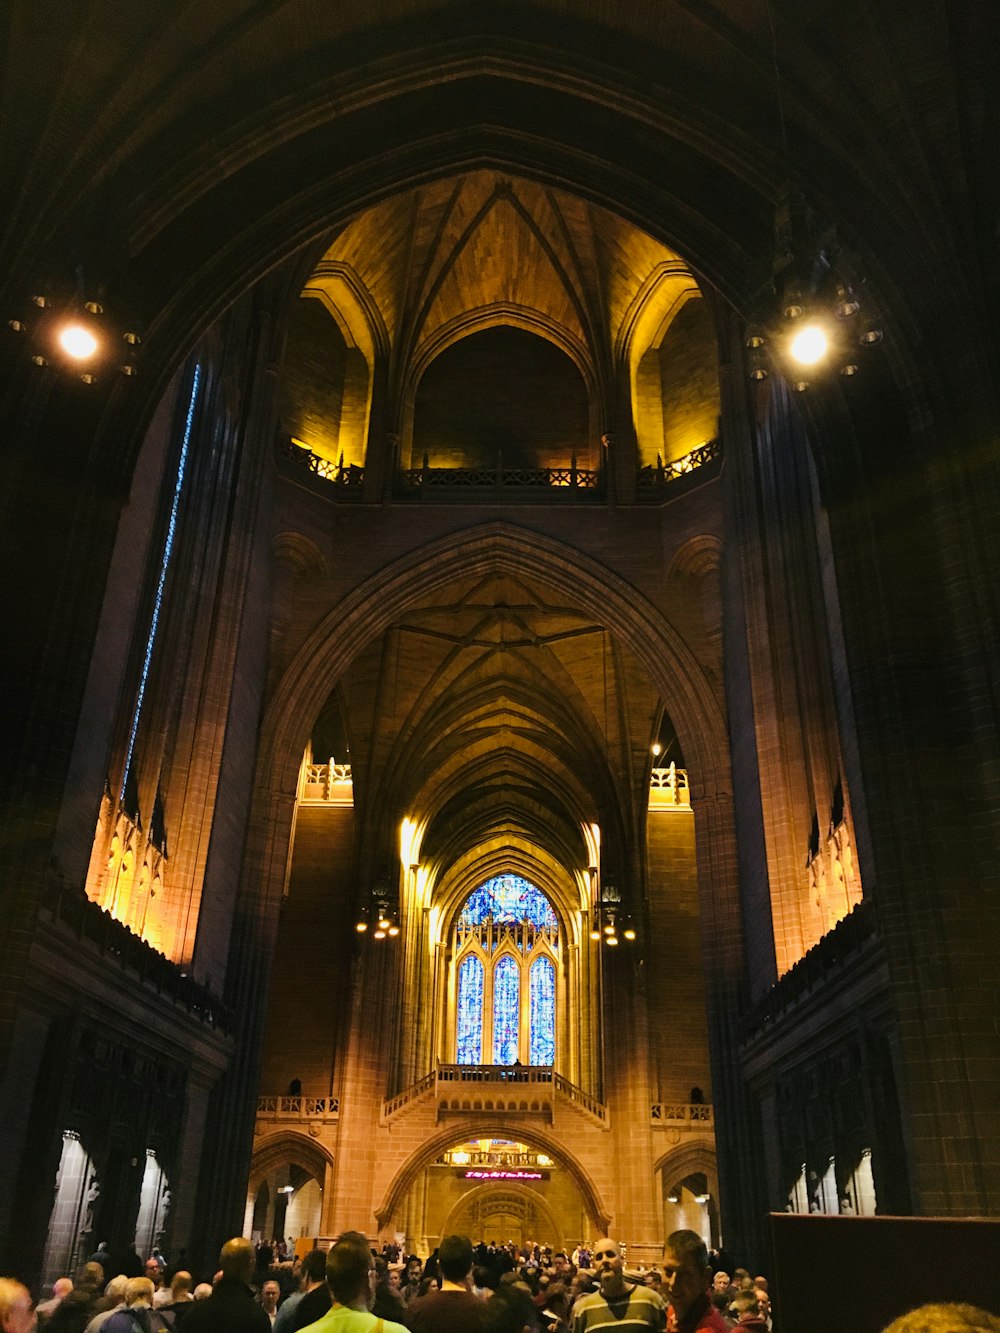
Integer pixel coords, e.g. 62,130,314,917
3,0,987,404
320,569,669,884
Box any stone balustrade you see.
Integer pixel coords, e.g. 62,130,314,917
256,1095,340,1122
650,1101,714,1127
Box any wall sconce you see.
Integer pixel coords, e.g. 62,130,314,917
746,192,882,391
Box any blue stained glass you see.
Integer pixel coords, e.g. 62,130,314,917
492,955,520,1064
529,956,556,1065
457,955,484,1063
460,875,557,932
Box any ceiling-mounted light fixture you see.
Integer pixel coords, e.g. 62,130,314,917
7,282,142,382
745,0,881,389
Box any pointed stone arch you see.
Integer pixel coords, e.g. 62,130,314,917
258,521,728,803
248,1131,335,1196
373,1120,610,1236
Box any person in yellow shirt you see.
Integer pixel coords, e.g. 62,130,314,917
300,1236,407,1333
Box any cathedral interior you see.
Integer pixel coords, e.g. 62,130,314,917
1,0,998,1293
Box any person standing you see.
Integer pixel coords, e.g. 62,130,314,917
661,1232,726,1333
572,1239,664,1333
181,1239,271,1333
407,1235,484,1333
295,1234,406,1333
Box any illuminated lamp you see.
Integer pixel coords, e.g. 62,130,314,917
374,929,386,940
388,925,399,937
623,928,637,941
747,190,882,387
788,323,829,366
606,934,619,946
355,921,367,932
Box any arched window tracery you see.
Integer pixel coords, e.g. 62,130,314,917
453,875,558,1066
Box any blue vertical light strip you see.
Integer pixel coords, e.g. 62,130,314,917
120,363,202,802
492,954,520,1064
457,954,484,1064
529,956,556,1065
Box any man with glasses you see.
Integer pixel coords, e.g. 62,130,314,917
571,1239,665,1333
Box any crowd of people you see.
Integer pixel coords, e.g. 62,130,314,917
2,1231,999,1333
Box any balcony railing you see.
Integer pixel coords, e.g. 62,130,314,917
277,438,365,497
650,1101,714,1127
636,439,721,498
649,763,691,808
256,1095,340,1123
300,760,353,805
740,900,878,1043
381,1064,607,1126
396,454,603,501
278,436,721,504
40,884,233,1033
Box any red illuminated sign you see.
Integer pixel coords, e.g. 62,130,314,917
461,1168,548,1181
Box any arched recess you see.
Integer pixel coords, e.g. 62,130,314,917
374,1120,610,1237
654,1142,718,1194
439,1181,564,1250
258,522,729,804
248,1130,335,1196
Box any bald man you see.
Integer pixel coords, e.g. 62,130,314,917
181,1239,271,1333
0,1279,36,1333
572,1239,665,1333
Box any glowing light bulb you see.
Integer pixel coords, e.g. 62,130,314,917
623,928,637,941
374,928,386,940
788,324,829,366
388,925,399,937
651,742,662,757
590,927,602,941
606,934,619,946
355,921,367,932
58,323,99,361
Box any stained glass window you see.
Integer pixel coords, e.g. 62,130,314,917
457,955,484,1064
492,955,520,1064
460,875,557,932
529,956,556,1065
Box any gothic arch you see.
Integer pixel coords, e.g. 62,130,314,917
439,1181,564,1249
258,521,729,806
248,1131,334,1195
374,1120,610,1235
653,1142,719,1194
